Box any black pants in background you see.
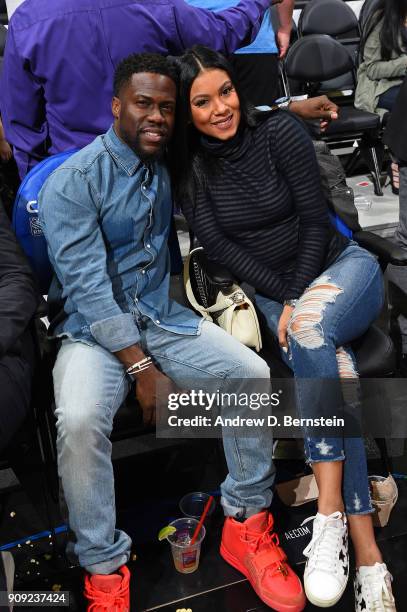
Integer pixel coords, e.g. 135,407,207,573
383,77,407,162
0,333,34,453
229,53,280,108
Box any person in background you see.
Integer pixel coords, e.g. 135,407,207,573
383,78,407,374
356,0,407,116
0,91,37,605
0,0,272,180
0,199,38,453
186,0,294,107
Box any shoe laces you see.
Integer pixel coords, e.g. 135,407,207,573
241,514,289,578
302,511,344,574
360,565,395,612
85,579,128,611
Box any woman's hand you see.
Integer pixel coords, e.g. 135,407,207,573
278,304,294,352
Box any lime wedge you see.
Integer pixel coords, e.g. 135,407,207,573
158,525,176,541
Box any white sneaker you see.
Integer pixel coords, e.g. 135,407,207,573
354,562,396,611
302,511,349,607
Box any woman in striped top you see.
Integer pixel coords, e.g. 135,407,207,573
173,46,396,612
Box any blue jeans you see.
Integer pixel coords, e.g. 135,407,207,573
378,85,401,111
53,318,273,574
256,243,384,516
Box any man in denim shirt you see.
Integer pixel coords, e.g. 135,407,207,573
39,54,305,612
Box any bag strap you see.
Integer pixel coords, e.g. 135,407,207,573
183,247,213,320
184,248,249,317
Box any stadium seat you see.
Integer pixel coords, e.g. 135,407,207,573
282,34,384,196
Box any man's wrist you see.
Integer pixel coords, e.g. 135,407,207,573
275,95,308,111
114,343,146,369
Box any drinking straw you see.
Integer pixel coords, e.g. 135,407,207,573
190,495,214,545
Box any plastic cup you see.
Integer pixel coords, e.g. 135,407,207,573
179,492,216,523
354,194,372,211
167,518,206,574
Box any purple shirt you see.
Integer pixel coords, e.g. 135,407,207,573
0,0,270,178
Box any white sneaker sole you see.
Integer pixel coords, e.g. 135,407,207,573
304,576,348,608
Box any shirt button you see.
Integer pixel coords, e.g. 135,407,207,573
146,243,151,248
156,320,160,325
135,298,138,303
142,270,146,274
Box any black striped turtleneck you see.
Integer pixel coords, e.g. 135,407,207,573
182,111,348,303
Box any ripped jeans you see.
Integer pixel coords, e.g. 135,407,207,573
255,242,384,515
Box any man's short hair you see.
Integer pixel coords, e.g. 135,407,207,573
113,53,178,97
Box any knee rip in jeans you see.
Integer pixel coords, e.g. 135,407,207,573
287,275,343,349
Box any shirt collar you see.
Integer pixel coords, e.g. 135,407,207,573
103,125,143,176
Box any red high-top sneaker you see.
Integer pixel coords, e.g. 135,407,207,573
84,565,130,611
220,511,305,612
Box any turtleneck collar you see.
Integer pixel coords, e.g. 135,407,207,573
199,122,252,161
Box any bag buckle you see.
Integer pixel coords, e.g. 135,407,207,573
230,290,246,304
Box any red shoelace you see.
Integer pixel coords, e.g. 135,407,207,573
84,579,128,611
240,515,289,578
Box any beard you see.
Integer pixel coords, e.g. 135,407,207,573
125,129,167,164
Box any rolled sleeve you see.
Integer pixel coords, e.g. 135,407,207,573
90,313,140,352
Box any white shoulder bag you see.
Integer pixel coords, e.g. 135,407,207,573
183,247,262,352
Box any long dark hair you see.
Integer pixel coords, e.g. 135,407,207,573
170,45,268,211
361,0,407,61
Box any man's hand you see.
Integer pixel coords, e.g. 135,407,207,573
134,363,178,427
277,27,291,59
289,96,339,131
114,343,177,426
0,139,12,162
278,304,294,352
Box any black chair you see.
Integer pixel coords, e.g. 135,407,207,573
282,34,384,196
299,0,360,40
298,0,360,92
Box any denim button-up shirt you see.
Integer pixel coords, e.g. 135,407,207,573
38,126,201,352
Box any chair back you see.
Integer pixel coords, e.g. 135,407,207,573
12,150,79,295
299,0,359,38
284,34,355,90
